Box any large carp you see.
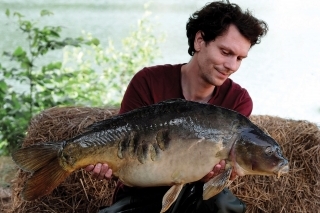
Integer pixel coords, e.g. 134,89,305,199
12,99,289,212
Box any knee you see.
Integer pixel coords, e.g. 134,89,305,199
201,189,246,213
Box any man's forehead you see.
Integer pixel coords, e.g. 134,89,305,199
216,25,251,56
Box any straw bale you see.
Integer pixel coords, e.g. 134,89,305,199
1,188,11,212
8,107,320,213
8,106,119,213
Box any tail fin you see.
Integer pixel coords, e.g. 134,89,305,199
22,157,71,200
12,143,62,172
12,142,71,201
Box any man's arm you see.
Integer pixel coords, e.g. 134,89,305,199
234,95,253,117
119,69,154,114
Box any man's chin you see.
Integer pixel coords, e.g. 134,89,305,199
212,79,227,87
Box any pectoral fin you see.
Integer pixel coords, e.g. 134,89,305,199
202,167,233,200
161,184,184,213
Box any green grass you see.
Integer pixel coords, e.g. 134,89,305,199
0,156,16,188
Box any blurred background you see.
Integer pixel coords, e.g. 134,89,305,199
1,0,319,125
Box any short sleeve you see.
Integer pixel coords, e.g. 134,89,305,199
233,88,253,117
119,68,154,114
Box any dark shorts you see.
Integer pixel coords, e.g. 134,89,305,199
98,182,246,213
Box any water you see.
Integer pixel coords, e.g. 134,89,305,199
0,0,319,125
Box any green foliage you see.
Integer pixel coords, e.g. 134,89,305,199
64,11,164,105
0,9,163,155
0,10,98,155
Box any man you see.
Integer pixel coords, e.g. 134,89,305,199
87,1,268,212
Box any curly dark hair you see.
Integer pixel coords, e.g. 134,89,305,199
186,1,268,56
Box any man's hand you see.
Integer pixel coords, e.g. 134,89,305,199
200,160,237,182
85,163,113,180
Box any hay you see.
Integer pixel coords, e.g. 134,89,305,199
8,107,119,213
7,107,320,213
1,188,11,212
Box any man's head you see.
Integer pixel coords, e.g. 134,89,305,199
186,1,268,56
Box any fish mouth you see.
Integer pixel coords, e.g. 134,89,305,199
275,164,289,178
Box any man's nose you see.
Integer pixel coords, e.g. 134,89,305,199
224,57,239,72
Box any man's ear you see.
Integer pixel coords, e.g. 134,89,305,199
194,31,204,52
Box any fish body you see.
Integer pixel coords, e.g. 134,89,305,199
12,99,289,212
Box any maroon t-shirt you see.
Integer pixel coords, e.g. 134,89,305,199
113,64,253,204
119,64,253,117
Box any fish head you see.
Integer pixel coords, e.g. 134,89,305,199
232,127,289,178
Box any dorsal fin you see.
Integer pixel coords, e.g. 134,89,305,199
85,99,188,132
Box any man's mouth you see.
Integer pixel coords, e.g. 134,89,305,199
214,67,230,76
218,71,227,76
216,69,229,77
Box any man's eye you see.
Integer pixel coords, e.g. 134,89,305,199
222,51,229,55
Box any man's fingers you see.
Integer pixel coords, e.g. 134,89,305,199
105,168,113,179
212,160,226,174
98,164,110,180
91,163,102,178
89,163,113,180
212,164,222,174
84,164,94,172
219,160,226,168
202,171,214,182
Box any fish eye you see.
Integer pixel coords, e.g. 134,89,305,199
265,146,273,156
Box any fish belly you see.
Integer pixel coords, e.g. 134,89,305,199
117,139,224,187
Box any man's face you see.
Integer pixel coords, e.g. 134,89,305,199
194,24,251,86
